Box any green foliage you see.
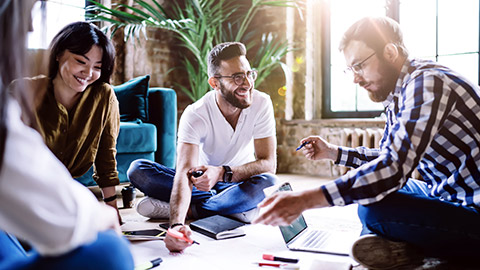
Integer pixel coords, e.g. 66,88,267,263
87,0,300,101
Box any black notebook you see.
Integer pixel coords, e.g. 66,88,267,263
189,215,246,240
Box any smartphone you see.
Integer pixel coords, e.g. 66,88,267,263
123,229,165,237
159,222,170,230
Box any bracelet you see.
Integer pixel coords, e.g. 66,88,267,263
103,195,117,202
170,223,183,229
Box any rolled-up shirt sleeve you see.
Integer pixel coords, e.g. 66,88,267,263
93,86,120,188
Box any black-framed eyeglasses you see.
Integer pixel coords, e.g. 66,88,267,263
344,52,376,77
214,70,258,86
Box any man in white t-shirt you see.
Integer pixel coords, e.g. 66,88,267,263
127,42,277,252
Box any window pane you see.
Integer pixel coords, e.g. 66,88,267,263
330,0,385,112
399,0,436,58
331,66,356,111
356,87,384,111
437,54,479,84
28,0,85,49
438,0,479,55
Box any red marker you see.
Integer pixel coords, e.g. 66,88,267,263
167,228,200,245
263,254,299,263
253,262,299,269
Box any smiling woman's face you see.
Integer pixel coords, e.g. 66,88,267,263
55,45,103,93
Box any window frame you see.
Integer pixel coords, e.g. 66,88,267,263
320,0,480,119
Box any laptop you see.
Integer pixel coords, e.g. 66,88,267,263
277,182,353,256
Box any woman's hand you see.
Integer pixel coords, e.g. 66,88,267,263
102,186,123,225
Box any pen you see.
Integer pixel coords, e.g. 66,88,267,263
295,141,310,151
253,262,300,269
167,228,200,245
262,254,299,264
134,257,162,270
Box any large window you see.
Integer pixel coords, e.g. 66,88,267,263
322,0,480,118
28,0,86,49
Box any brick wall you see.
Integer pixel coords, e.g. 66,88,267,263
108,0,387,177
277,119,385,177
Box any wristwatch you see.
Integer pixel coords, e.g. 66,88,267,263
222,165,233,183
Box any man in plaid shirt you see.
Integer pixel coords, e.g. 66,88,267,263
254,16,480,269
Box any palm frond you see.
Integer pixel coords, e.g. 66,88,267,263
87,0,303,101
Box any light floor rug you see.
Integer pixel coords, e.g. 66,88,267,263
116,175,359,270
98,174,475,270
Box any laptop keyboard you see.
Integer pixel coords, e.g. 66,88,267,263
297,230,329,248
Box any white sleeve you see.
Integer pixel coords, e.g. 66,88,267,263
0,99,104,256
253,93,276,139
177,104,207,145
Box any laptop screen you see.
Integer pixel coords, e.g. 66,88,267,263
277,183,309,243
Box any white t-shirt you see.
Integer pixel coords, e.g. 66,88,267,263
0,98,106,256
177,90,275,166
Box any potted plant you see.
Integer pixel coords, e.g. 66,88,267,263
87,0,301,102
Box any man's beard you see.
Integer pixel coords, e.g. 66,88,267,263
219,81,252,109
367,58,399,102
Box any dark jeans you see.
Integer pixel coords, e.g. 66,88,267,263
358,179,480,260
127,159,277,218
0,230,133,270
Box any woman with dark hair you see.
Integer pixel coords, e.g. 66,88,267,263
0,1,133,269
23,21,122,217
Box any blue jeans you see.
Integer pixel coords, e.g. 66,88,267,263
358,179,480,260
0,230,133,270
127,159,278,218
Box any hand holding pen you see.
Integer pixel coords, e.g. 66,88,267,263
167,228,200,245
296,136,339,161
295,141,311,151
164,227,199,252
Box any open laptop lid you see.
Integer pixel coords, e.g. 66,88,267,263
276,182,352,256
277,182,309,244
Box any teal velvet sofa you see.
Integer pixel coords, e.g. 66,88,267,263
75,75,177,186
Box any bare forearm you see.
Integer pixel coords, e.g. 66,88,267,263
303,186,331,208
101,186,116,200
169,175,193,225
253,186,330,226
230,157,276,182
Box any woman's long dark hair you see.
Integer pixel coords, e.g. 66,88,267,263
48,21,115,85
0,0,36,171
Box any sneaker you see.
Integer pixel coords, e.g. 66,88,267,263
135,197,170,219
351,235,423,269
229,207,260,223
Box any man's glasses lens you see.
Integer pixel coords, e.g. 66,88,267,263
233,70,257,85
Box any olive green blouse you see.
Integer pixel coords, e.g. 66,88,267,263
29,76,120,188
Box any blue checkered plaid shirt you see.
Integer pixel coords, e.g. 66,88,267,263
322,58,480,208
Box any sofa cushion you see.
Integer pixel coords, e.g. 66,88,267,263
114,75,150,122
117,122,157,153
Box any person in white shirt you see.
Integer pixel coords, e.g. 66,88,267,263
127,42,278,252
0,1,133,269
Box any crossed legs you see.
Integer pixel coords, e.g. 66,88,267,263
127,159,277,219
357,179,480,260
